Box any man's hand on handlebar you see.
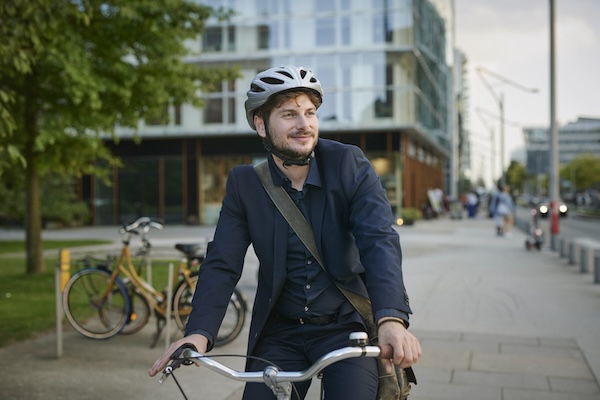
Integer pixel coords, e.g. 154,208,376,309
148,334,209,377
377,321,422,374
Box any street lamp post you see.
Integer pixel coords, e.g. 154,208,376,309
549,0,560,249
476,67,538,188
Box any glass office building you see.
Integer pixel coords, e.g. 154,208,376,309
88,0,452,225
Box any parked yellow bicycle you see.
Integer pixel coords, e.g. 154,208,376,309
62,217,246,347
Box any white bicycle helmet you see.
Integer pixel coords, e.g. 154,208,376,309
245,65,323,130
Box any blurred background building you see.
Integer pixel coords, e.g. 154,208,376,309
524,116,600,198
83,0,464,225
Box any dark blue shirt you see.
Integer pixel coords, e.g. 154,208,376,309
269,157,348,319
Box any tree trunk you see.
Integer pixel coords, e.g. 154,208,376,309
25,162,44,275
23,68,44,275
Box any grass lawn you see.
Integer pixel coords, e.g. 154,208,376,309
0,239,173,347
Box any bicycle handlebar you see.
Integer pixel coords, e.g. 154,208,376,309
158,332,380,398
119,217,163,236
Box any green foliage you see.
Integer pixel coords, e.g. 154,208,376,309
0,0,239,273
399,207,423,221
0,171,90,227
505,160,528,193
560,153,600,192
1,0,238,173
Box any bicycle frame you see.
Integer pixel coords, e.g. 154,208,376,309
98,226,196,321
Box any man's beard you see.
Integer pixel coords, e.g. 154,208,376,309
267,132,318,162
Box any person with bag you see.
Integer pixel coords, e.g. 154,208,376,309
493,184,515,237
149,65,421,399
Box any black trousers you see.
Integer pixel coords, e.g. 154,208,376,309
242,317,378,400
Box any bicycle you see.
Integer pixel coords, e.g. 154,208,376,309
158,332,380,400
62,217,246,348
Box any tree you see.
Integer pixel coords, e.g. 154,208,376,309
0,1,238,274
505,160,528,194
560,153,600,193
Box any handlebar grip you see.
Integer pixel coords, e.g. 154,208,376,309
171,343,198,360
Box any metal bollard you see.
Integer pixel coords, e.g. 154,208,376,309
580,247,589,273
568,242,578,265
559,238,567,258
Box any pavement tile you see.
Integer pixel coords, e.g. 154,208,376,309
416,349,472,370
462,332,540,346
409,381,501,400
452,370,550,390
411,367,453,384
471,352,595,379
421,337,499,353
539,337,581,348
548,376,600,394
504,388,600,400
501,343,586,359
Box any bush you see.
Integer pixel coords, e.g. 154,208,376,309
0,172,90,227
399,208,423,221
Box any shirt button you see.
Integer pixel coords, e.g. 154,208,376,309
304,306,309,312
305,284,311,289
307,260,312,265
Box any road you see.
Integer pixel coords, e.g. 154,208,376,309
515,205,599,242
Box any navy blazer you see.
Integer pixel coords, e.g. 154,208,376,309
185,138,411,355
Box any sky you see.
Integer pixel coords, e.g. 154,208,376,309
454,0,600,187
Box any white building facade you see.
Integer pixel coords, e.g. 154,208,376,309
91,0,453,225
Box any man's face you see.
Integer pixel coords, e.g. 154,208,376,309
255,93,319,162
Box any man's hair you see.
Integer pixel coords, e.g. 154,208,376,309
256,89,321,124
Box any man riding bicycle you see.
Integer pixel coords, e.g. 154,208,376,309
149,65,421,399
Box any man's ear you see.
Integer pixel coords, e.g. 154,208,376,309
254,115,266,139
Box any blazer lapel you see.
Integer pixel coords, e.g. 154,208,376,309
309,184,326,265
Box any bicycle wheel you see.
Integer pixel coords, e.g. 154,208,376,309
172,274,246,347
119,287,150,335
63,268,131,339
216,288,246,347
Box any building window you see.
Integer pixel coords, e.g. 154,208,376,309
203,80,236,125
373,11,393,44
227,26,236,51
258,25,269,49
203,26,222,52
375,65,394,118
341,16,351,46
316,17,336,47
202,25,235,52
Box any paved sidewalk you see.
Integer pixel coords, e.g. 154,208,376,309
1,215,599,399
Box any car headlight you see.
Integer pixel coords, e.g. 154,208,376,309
559,204,568,213
539,205,549,213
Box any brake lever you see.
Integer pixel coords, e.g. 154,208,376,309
158,343,198,384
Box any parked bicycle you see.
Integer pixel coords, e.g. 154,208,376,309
158,332,380,400
62,217,246,348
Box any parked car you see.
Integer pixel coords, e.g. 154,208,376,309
537,198,568,218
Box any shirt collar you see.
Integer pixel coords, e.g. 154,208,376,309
268,154,322,189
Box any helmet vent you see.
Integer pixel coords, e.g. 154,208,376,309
260,77,285,85
250,83,266,92
275,70,294,80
